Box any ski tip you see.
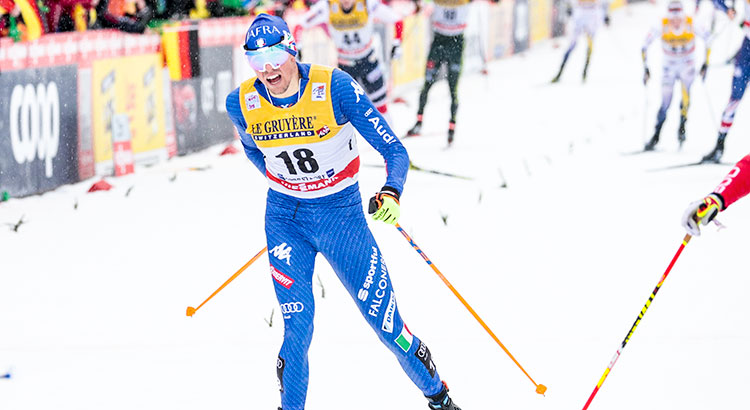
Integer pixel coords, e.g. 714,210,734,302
536,384,547,395
1,373,10,379
186,306,196,317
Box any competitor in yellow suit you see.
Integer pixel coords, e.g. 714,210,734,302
642,0,711,151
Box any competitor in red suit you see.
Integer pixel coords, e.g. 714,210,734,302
682,155,750,235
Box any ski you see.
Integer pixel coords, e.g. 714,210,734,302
362,162,473,180
648,160,734,172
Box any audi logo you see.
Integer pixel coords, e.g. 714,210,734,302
280,302,304,314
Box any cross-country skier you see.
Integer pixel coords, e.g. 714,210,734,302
642,0,711,151
551,0,611,83
299,0,406,115
682,154,750,234
701,0,747,163
405,0,474,146
225,13,461,410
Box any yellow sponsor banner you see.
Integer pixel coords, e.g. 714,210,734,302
609,0,625,11
530,0,552,45
391,14,427,87
92,53,166,164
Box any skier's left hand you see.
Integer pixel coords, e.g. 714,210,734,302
368,186,401,225
681,193,724,236
700,62,708,81
391,40,403,60
604,15,610,26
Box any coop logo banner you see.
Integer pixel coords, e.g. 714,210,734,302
0,65,79,197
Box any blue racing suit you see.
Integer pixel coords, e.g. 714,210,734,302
226,63,444,410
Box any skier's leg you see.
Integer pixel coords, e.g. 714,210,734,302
645,66,676,150
413,35,443,125
316,202,445,397
553,20,582,82
265,195,319,410
446,34,464,144
678,64,695,145
582,34,593,81
705,38,750,162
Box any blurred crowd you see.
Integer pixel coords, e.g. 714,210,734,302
0,0,301,41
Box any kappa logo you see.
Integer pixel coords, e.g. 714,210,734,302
317,125,330,137
269,243,292,265
312,83,326,101
351,81,365,103
244,91,261,111
271,265,295,289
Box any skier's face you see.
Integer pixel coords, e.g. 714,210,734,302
668,15,684,30
254,53,300,97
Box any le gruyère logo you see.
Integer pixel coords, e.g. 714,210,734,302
250,115,317,141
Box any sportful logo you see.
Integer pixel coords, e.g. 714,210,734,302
271,265,295,289
269,243,292,265
381,291,396,333
350,81,365,103
9,82,60,178
311,83,326,101
357,246,379,301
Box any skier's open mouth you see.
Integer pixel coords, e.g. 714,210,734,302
267,74,282,86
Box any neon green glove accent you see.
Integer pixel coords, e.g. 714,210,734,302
371,196,400,225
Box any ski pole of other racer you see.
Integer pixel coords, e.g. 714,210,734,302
395,224,547,395
186,247,267,317
582,234,691,410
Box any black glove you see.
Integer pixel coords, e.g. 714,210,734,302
700,62,708,81
604,15,610,26
643,66,650,85
566,5,572,16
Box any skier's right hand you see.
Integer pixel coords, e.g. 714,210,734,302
368,186,401,225
643,66,650,85
681,193,724,236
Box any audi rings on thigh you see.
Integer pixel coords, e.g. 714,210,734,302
280,302,305,317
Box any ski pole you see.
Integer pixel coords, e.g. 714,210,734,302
395,224,547,395
581,234,691,410
186,247,267,317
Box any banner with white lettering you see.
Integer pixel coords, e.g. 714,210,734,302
0,66,79,197
174,45,235,155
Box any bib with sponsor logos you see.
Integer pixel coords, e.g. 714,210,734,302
431,0,469,36
661,17,695,59
238,65,360,198
329,0,375,59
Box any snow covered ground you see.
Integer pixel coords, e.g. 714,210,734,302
2,2,750,409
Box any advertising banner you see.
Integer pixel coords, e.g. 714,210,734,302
112,114,135,176
0,65,79,197
530,0,552,44
513,0,531,53
391,13,428,87
487,0,515,59
551,0,567,37
92,53,167,173
174,45,235,155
